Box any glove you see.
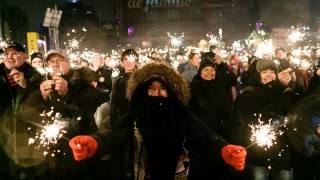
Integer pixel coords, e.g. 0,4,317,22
69,135,98,161
221,144,247,171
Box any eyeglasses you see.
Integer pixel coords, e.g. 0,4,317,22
47,58,68,65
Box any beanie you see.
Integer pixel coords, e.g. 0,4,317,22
256,59,278,73
198,58,216,73
30,52,43,62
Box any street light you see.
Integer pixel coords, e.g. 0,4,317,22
43,6,62,49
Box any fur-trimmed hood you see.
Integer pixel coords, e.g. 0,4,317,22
127,63,190,105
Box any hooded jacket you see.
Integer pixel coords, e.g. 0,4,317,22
98,63,227,180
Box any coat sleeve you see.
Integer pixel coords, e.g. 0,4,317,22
186,111,228,155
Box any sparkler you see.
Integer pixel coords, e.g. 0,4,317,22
167,32,184,48
247,118,284,150
254,39,274,58
206,34,221,47
0,38,8,49
28,108,69,156
287,26,309,44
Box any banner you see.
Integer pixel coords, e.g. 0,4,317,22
27,32,39,55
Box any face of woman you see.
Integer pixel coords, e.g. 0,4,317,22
147,81,168,97
200,66,216,80
122,55,136,73
260,69,276,84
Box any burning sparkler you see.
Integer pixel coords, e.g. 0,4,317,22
206,33,221,47
248,118,285,150
0,38,8,50
28,108,69,156
167,32,184,48
287,26,309,44
248,120,277,149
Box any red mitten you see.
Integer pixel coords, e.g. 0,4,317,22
221,144,247,171
69,135,98,161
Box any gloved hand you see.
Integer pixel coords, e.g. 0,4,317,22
69,135,98,161
221,144,247,171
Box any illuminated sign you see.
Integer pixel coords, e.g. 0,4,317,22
128,0,191,8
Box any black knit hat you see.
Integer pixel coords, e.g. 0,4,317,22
30,52,43,62
198,58,216,73
256,59,278,72
5,42,26,53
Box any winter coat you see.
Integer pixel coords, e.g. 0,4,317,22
109,72,131,128
231,81,296,170
0,62,42,179
288,73,320,179
189,74,232,137
0,62,42,115
0,68,100,180
187,73,234,179
97,63,228,180
181,63,197,84
95,65,113,105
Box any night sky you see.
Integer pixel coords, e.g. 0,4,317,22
5,0,114,31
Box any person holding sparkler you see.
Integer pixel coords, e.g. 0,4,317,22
17,49,100,179
0,42,43,179
274,47,305,94
230,59,298,180
69,63,247,180
187,58,236,179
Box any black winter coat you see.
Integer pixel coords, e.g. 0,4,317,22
97,96,227,180
0,68,100,180
231,81,296,170
109,72,131,127
187,74,234,179
95,65,113,105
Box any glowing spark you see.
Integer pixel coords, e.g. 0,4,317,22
206,34,221,46
287,26,309,44
69,39,80,50
28,109,69,156
39,119,67,145
232,40,244,52
127,54,137,63
288,31,304,43
112,69,120,78
254,39,274,58
300,59,311,69
0,38,8,49
249,120,278,149
167,32,184,47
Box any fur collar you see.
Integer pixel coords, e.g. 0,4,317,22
127,63,190,105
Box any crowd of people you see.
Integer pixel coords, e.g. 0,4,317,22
0,41,320,180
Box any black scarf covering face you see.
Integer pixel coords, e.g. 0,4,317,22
131,86,186,180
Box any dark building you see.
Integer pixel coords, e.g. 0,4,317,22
60,2,111,51
115,0,255,48
0,0,28,45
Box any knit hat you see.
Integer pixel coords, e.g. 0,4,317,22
30,52,43,62
198,58,216,73
256,59,278,73
45,49,69,62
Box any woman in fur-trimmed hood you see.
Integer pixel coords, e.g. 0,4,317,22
71,63,247,180
127,62,190,105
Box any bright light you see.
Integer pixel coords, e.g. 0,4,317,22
167,32,184,47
